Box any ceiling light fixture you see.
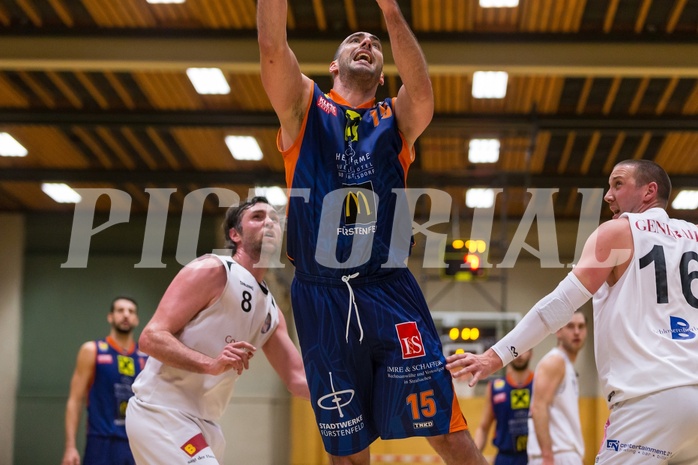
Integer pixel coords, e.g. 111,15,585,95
255,186,288,207
672,190,698,210
225,136,263,161
0,132,28,157
466,189,496,209
472,71,508,98
479,0,519,7
186,68,231,95
468,138,500,163
146,0,186,4
41,183,82,203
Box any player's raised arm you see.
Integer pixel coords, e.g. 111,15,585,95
376,0,433,147
257,0,312,148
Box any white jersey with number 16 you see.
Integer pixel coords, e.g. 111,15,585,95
594,207,698,406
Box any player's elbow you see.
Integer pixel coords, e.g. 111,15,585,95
137,327,157,356
257,33,286,59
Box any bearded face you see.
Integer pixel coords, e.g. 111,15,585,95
230,203,282,263
109,299,138,335
511,349,532,372
112,319,134,335
333,32,384,88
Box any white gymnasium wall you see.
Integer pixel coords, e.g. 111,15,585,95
220,354,294,464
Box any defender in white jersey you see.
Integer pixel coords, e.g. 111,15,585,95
126,197,309,465
528,313,586,465
446,160,698,464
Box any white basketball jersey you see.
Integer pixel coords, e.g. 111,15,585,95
527,347,584,459
133,255,280,421
594,208,698,406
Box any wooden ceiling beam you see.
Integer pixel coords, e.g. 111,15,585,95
3,167,697,189
2,109,698,133
2,34,698,77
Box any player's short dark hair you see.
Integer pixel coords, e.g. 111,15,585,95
574,309,587,323
223,196,270,254
110,296,138,313
616,159,672,206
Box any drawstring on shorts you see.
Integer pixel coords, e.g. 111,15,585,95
341,272,363,343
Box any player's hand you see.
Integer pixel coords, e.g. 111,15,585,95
445,349,503,387
208,341,256,376
61,447,81,465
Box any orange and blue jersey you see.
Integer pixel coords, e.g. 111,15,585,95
490,373,534,465
87,336,147,439
281,81,415,278
282,81,468,456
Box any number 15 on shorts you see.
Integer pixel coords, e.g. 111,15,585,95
406,390,437,420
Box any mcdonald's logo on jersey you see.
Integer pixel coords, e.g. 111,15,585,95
342,182,377,227
345,191,370,217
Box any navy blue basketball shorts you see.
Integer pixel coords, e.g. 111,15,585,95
291,268,468,456
84,435,135,465
494,452,528,465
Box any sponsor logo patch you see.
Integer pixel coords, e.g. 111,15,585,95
669,316,696,340
261,313,272,334
395,322,426,359
181,433,208,457
97,354,113,364
344,109,362,142
511,388,531,409
317,372,355,420
604,439,673,459
117,355,135,376
653,316,698,340
341,182,376,227
317,95,337,116
413,420,434,429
